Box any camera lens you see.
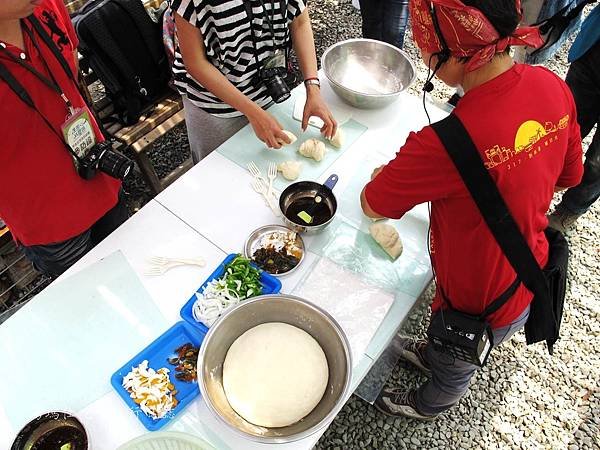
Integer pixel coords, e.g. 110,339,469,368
97,149,134,180
264,74,291,103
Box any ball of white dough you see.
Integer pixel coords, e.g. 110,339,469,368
369,222,403,260
223,322,329,428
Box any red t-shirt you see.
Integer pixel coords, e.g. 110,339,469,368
0,0,121,246
365,64,583,328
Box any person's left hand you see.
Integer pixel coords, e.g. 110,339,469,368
302,86,337,139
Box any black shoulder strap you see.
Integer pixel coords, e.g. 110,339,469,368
431,114,550,308
28,15,76,83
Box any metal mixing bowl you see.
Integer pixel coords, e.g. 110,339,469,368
322,38,416,109
198,295,352,443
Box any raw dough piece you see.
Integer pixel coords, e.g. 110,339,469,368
223,322,329,428
298,138,326,161
277,160,302,181
276,130,297,146
328,128,344,149
369,222,403,260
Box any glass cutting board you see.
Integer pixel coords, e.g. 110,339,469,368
217,94,368,191
0,251,169,429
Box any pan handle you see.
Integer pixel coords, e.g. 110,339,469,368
324,174,339,191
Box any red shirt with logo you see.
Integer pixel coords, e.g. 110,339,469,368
0,0,121,246
365,64,583,328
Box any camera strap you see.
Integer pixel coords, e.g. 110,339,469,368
0,16,85,162
244,0,289,70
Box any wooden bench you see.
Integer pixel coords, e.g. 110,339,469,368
64,0,192,194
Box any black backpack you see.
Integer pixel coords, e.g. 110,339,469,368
72,0,171,125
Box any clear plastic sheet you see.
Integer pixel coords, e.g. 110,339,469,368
294,257,395,365
308,221,431,297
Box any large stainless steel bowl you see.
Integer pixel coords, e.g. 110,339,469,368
198,295,352,443
322,38,416,109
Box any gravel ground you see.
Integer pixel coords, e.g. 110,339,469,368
123,1,598,448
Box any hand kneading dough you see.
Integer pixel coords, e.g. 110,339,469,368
328,128,344,149
276,130,297,147
298,138,326,161
223,322,329,428
277,160,302,181
369,222,403,259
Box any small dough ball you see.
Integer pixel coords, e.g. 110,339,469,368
328,128,344,149
298,138,326,162
369,222,403,260
276,130,297,147
223,322,329,428
277,160,302,181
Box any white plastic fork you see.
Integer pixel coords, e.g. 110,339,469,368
144,265,175,276
147,256,205,267
267,162,277,199
144,256,205,276
251,179,280,216
247,161,267,186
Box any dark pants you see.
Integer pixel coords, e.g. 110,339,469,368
415,306,530,415
561,41,600,215
358,0,410,49
22,193,129,278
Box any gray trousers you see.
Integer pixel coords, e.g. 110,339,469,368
182,96,248,164
416,306,530,415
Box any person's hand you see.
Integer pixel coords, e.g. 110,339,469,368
371,165,385,180
247,108,290,149
302,85,337,139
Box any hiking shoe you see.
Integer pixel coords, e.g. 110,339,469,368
547,207,581,234
397,337,431,374
374,387,438,420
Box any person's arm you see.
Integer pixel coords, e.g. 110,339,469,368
360,166,385,218
360,129,462,220
175,14,290,149
289,9,337,138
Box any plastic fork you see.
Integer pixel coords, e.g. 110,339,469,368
267,162,277,199
147,256,205,267
247,161,267,186
144,256,205,276
251,179,280,216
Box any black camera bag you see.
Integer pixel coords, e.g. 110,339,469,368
72,0,171,125
430,114,569,356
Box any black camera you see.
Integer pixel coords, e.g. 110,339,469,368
259,66,291,104
76,141,134,181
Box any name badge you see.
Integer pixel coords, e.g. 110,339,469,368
61,108,96,158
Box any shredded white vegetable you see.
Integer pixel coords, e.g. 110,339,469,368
192,278,242,327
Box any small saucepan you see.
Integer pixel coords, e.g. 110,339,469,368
279,174,339,234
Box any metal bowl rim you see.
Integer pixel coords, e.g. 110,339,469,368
242,224,306,277
198,294,353,444
321,38,417,98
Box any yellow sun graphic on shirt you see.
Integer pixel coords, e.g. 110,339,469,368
514,120,547,153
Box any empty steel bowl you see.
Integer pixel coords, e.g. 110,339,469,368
322,38,416,109
198,295,352,443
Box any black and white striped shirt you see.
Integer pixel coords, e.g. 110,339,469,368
171,0,306,117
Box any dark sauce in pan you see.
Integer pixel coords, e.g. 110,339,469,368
285,197,333,226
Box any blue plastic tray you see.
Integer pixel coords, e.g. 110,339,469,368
110,321,205,431
180,253,282,334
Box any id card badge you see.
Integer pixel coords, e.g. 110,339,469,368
61,108,96,158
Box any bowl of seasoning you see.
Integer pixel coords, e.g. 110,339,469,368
11,412,88,450
244,225,305,276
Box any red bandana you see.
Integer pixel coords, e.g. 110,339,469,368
409,0,544,72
